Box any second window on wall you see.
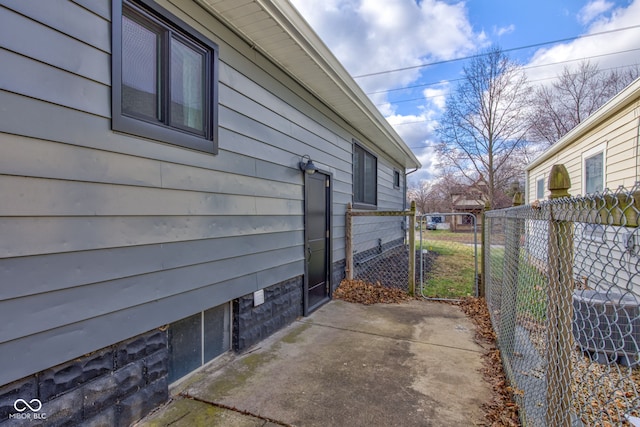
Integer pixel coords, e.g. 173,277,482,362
353,143,377,206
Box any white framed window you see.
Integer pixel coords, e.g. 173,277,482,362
582,143,606,195
535,176,545,199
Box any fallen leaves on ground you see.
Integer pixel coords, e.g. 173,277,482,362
333,279,414,305
459,297,521,427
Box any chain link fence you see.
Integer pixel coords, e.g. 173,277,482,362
345,205,417,293
418,213,479,300
485,186,640,426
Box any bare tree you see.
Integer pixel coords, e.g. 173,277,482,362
436,46,531,209
528,60,640,146
407,180,431,214
425,171,468,212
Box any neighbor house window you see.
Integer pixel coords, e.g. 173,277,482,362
353,142,377,206
462,214,474,225
583,146,605,194
536,176,545,199
112,0,218,153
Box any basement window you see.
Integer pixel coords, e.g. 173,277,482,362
168,303,230,384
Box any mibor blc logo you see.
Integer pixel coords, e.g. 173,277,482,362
9,398,47,420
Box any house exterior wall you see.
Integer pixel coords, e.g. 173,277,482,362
524,81,640,302
527,97,640,202
0,0,409,410
0,0,404,394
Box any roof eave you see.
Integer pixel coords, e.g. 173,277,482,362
527,76,640,171
196,0,421,169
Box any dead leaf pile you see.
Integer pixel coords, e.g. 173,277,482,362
459,297,521,426
333,279,414,305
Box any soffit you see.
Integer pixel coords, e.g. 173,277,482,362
197,0,421,169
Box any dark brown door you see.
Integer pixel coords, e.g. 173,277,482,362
304,171,331,315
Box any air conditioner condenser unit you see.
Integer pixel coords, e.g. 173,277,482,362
572,290,640,367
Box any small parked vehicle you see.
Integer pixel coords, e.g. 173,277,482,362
426,221,437,230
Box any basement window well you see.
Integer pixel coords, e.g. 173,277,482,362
168,303,230,383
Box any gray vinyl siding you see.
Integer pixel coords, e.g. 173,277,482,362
350,143,407,256
0,0,407,385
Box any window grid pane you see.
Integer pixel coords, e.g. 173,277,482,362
353,145,376,205
536,178,544,199
115,0,218,152
170,36,205,134
354,146,363,202
363,152,376,204
585,152,604,194
122,15,160,121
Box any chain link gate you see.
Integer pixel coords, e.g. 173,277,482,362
418,213,479,300
345,203,417,294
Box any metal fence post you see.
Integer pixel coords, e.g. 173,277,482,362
546,164,573,427
408,201,416,296
479,201,490,298
345,203,353,281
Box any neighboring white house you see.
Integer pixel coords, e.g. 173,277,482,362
526,77,640,202
0,0,419,424
525,78,640,318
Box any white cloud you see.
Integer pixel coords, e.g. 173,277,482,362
577,0,615,25
289,0,486,94
289,0,483,180
494,24,515,37
289,0,640,184
386,111,441,181
423,86,448,110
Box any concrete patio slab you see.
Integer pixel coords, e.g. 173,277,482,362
137,299,491,427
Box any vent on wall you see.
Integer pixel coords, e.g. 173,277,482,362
572,290,640,366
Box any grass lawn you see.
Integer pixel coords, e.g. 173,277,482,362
418,235,477,299
486,246,548,322
516,260,548,322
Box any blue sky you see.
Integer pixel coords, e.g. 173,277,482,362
289,0,640,183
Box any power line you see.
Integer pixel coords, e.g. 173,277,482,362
377,59,640,107
367,47,640,96
353,24,640,79
387,60,640,129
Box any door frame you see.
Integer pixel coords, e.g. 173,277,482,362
303,169,332,316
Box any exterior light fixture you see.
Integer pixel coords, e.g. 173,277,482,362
299,155,317,175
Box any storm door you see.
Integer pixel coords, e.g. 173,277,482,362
304,171,331,315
